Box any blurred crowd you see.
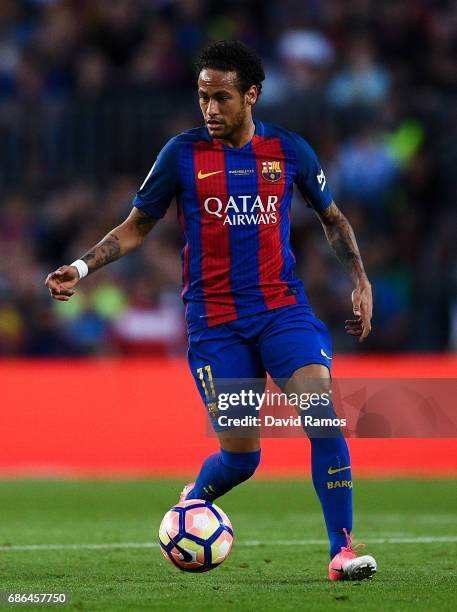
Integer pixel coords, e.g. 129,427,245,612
0,0,456,356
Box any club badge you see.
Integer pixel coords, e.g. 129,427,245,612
261,160,282,182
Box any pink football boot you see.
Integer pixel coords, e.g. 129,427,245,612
329,528,377,581
179,482,195,502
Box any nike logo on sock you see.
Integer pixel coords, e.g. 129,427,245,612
328,466,351,475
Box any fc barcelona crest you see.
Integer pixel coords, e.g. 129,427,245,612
261,160,282,182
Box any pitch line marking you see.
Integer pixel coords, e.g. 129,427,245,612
0,536,456,552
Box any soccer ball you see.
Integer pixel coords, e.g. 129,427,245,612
158,499,234,572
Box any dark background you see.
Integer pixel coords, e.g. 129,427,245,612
0,0,456,357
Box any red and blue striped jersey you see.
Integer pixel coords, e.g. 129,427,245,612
133,120,333,331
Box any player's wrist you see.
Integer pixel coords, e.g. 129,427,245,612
70,259,89,279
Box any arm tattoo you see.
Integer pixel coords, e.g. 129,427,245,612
81,233,121,274
317,203,366,282
79,210,156,274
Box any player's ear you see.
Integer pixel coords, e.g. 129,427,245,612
245,85,258,107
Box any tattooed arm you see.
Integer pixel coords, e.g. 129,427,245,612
45,208,157,301
81,208,157,273
315,202,373,342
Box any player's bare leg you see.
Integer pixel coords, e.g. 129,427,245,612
218,435,261,453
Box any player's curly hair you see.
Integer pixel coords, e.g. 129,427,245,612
195,40,265,97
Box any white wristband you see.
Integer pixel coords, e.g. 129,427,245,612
70,259,89,279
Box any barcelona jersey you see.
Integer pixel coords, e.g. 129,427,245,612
133,120,333,331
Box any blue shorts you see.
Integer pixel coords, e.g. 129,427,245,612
188,304,332,424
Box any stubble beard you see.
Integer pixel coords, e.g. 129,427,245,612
214,106,248,141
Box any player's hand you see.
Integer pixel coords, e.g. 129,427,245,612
346,276,372,342
45,265,80,301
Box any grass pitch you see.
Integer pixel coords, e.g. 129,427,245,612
0,479,456,611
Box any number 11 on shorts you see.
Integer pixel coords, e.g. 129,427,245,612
197,365,216,402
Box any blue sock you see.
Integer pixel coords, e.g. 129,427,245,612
187,449,261,501
310,436,353,558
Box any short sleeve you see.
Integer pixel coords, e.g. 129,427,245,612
292,134,333,212
133,137,181,219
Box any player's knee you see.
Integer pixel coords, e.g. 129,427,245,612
220,448,261,483
299,393,344,438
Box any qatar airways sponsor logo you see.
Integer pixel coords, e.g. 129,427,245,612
203,195,278,226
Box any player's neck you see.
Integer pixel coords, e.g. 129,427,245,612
219,118,255,149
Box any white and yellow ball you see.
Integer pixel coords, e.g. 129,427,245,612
158,499,234,572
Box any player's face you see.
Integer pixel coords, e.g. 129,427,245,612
198,69,257,141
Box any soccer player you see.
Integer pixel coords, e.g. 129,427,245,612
46,40,376,580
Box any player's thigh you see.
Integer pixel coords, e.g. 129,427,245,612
188,325,265,441
259,309,336,435
259,305,332,388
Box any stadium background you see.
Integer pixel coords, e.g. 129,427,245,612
0,0,456,478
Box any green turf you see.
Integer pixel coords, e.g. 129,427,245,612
0,479,456,611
